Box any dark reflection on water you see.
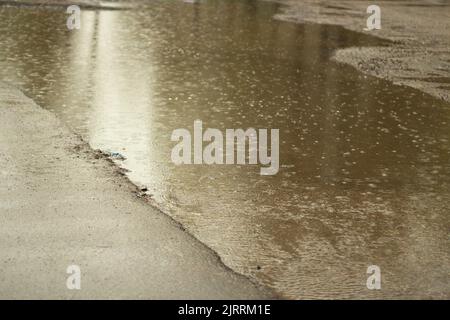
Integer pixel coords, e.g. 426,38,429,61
0,0,449,298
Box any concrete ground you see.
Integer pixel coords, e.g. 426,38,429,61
0,81,271,299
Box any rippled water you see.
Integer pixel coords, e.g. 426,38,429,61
0,0,449,298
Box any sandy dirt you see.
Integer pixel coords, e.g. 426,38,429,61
0,81,271,299
271,0,450,102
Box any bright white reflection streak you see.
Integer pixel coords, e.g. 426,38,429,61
87,10,164,194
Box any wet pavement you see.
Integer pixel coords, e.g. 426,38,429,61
0,0,449,298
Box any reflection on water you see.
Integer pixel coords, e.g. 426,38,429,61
0,0,449,298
